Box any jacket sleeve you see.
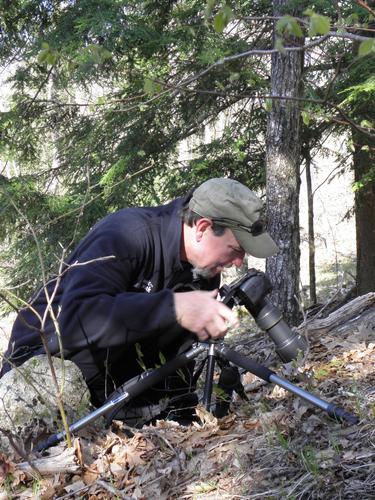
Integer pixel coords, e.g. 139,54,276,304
58,228,177,351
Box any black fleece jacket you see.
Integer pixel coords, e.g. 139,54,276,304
1,195,219,375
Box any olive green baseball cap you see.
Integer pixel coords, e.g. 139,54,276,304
188,178,278,258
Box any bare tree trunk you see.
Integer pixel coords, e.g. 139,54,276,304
305,149,317,304
265,0,304,326
354,132,375,294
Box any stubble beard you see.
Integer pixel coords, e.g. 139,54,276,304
192,266,218,280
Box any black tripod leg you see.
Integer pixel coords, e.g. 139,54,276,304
217,344,359,425
202,343,216,410
34,343,207,453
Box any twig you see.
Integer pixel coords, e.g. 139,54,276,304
0,427,42,479
355,0,375,17
142,427,183,471
286,472,312,497
55,483,91,499
96,479,135,499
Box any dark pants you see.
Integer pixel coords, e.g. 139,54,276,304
66,333,196,408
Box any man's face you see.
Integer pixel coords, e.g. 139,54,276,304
190,220,246,278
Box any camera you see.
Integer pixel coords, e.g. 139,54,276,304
219,269,307,362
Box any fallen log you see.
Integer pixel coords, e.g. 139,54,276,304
16,446,80,476
299,292,375,342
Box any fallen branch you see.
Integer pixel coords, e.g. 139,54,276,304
300,292,375,336
16,446,80,476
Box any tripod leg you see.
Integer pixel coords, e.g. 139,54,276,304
202,343,216,411
34,343,207,452
217,344,359,425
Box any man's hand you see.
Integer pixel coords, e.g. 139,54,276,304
173,289,239,341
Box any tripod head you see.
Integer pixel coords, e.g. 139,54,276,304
219,269,307,362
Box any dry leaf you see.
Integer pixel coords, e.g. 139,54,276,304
64,479,86,493
94,457,109,474
39,479,57,500
83,465,99,485
111,432,156,468
195,404,218,426
0,453,15,482
74,438,84,467
109,462,123,474
242,419,261,430
293,397,310,419
218,413,236,430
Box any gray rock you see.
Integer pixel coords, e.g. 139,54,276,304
0,355,92,455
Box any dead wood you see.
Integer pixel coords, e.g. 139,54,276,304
299,292,375,339
16,446,80,476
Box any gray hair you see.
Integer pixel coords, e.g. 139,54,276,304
180,206,226,236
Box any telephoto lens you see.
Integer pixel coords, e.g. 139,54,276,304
254,299,307,362
220,269,308,362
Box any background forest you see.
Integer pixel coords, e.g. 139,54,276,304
1,0,375,325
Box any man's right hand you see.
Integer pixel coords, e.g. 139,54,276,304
173,289,239,341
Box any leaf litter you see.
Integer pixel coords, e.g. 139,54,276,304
0,316,374,499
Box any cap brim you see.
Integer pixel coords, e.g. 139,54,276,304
232,229,278,258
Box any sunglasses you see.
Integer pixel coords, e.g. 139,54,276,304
211,217,267,237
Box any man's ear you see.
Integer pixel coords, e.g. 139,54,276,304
195,218,213,241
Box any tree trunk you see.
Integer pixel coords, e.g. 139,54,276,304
265,0,304,326
354,133,375,294
305,149,317,304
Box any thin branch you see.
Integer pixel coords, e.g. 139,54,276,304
354,0,375,17
48,162,156,224
23,66,54,116
0,427,42,478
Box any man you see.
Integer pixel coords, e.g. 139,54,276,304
1,178,277,422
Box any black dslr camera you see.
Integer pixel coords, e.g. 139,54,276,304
219,269,307,362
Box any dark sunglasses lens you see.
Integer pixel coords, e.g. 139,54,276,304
251,220,265,236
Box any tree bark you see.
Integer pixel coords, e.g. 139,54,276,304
265,0,304,326
305,149,317,304
354,133,375,294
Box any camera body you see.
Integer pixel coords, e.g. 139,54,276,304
219,269,307,362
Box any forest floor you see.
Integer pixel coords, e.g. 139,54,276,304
0,307,374,499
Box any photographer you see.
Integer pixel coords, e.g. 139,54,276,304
0,178,277,421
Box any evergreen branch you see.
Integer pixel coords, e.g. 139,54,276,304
242,15,375,36
354,0,375,18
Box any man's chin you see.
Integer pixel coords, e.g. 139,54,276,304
192,266,221,279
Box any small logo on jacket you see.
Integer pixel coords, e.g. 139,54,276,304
134,279,154,293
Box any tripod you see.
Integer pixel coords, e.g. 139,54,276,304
35,338,359,452
35,269,359,452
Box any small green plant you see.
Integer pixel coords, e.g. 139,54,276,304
274,425,290,450
135,343,147,371
32,478,42,497
301,445,320,476
349,382,364,419
314,367,330,381
3,473,15,498
190,480,217,494
213,384,230,402
329,434,343,455
259,399,271,413
263,423,290,450
239,400,255,417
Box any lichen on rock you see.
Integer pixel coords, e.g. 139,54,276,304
0,355,92,455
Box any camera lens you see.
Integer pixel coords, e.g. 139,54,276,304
255,300,307,362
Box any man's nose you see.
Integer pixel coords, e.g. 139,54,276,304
233,254,245,267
